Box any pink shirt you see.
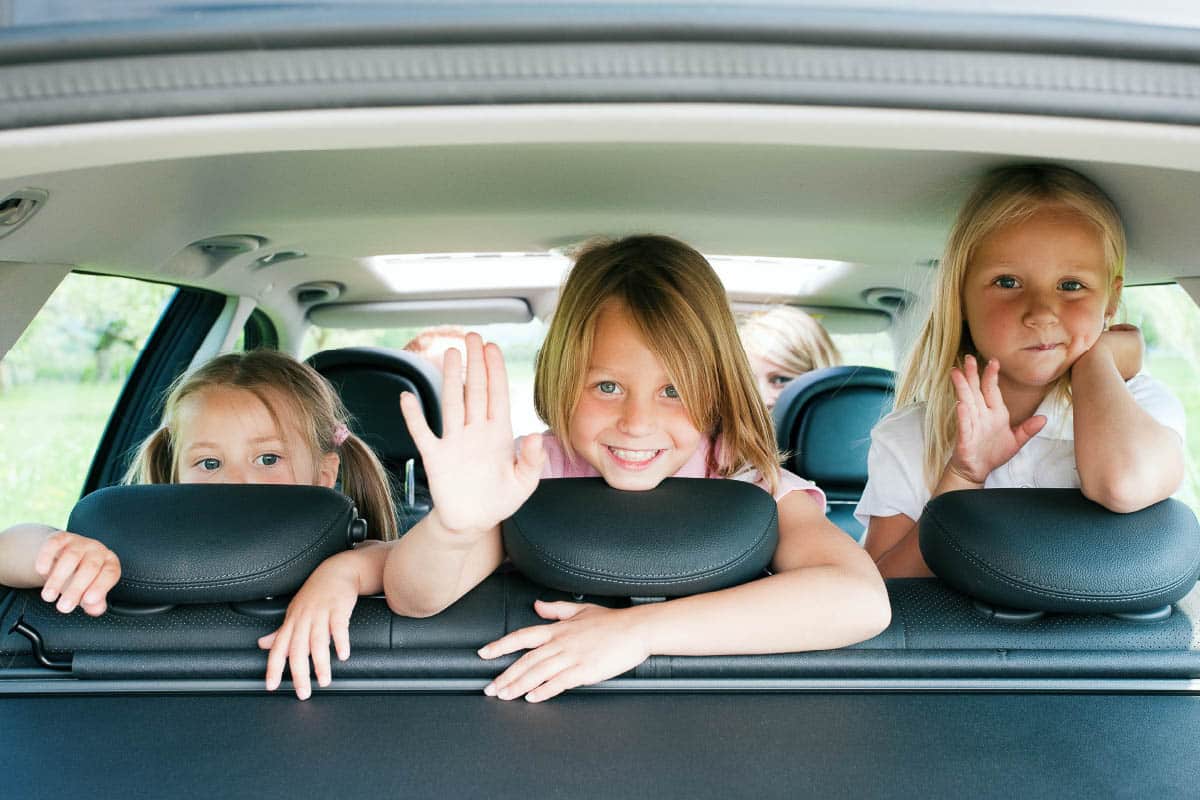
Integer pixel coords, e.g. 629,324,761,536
528,432,826,510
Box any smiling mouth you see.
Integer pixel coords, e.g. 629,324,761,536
605,446,664,469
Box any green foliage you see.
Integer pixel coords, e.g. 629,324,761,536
1,274,175,387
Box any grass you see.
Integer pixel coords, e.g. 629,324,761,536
0,381,124,530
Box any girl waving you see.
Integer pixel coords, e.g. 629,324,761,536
386,234,890,702
857,164,1186,578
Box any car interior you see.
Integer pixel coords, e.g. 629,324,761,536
3,3,1200,795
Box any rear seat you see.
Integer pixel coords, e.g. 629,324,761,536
3,482,1198,685
307,346,443,531
771,365,895,541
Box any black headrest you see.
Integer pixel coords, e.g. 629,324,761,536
307,346,442,467
501,478,778,597
67,484,366,605
771,366,894,498
920,489,1200,613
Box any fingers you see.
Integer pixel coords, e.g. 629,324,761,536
980,357,1004,410
310,619,333,690
440,345,465,435
79,559,120,617
463,333,488,426
264,623,291,692
533,599,587,622
964,354,982,398
264,611,352,698
1014,414,1048,449
288,629,314,701
399,391,438,454
478,623,556,660
484,341,511,423
516,433,546,483
488,649,574,701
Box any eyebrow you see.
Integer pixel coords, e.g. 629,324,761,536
184,436,285,451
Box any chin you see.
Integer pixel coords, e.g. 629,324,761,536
600,470,669,492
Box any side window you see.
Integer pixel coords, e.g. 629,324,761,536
0,273,176,530
1121,283,1200,515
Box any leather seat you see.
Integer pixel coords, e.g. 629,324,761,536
307,346,443,531
771,365,895,541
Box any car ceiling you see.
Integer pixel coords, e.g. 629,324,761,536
2,104,1200,330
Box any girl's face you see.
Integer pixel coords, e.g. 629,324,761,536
568,301,705,491
963,206,1120,396
173,385,339,487
746,352,795,410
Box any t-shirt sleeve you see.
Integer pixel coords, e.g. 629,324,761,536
773,468,827,512
1128,373,1187,443
854,407,930,530
528,433,566,479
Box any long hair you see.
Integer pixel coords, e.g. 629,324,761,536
895,164,1126,490
535,234,781,493
122,349,398,540
739,305,841,376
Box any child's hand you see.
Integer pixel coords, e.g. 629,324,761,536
400,332,545,539
948,355,1047,484
477,600,651,702
34,531,121,616
258,555,360,700
1084,323,1144,381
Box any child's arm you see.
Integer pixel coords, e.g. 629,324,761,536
866,355,1046,578
0,523,120,616
1072,325,1184,512
383,333,544,617
477,491,891,702
258,540,394,700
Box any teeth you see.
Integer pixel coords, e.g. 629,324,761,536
610,447,658,463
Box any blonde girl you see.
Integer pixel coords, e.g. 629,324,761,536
0,350,399,700
384,234,890,702
856,164,1186,578
739,305,841,409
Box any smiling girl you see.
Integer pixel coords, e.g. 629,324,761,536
383,234,890,702
857,164,1187,578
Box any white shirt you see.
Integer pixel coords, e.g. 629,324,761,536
854,373,1187,528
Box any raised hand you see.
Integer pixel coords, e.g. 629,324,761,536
477,600,651,702
399,332,545,538
35,531,121,617
948,355,1047,485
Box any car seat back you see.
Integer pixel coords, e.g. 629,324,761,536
772,365,894,541
307,346,442,530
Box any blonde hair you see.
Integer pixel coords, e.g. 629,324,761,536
896,163,1126,490
739,306,841,375
534,234,781,493
122,350,398,540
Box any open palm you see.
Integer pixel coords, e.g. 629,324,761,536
949,355,1046,484
400,333,545,537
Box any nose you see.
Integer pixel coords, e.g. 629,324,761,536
617,392,657,436
217,463,246,484
1023,291,1058,328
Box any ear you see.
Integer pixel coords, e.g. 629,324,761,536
317,452,340,488
1105,276,1124,321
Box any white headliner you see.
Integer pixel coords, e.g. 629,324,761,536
2,103,1199,346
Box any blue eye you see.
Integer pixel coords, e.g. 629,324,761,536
1060,279,1085,291
663,385,680,399
993,276,1019,289
597,381,618,394
199,457,220,471
768,375,794,388
256,453,280,466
